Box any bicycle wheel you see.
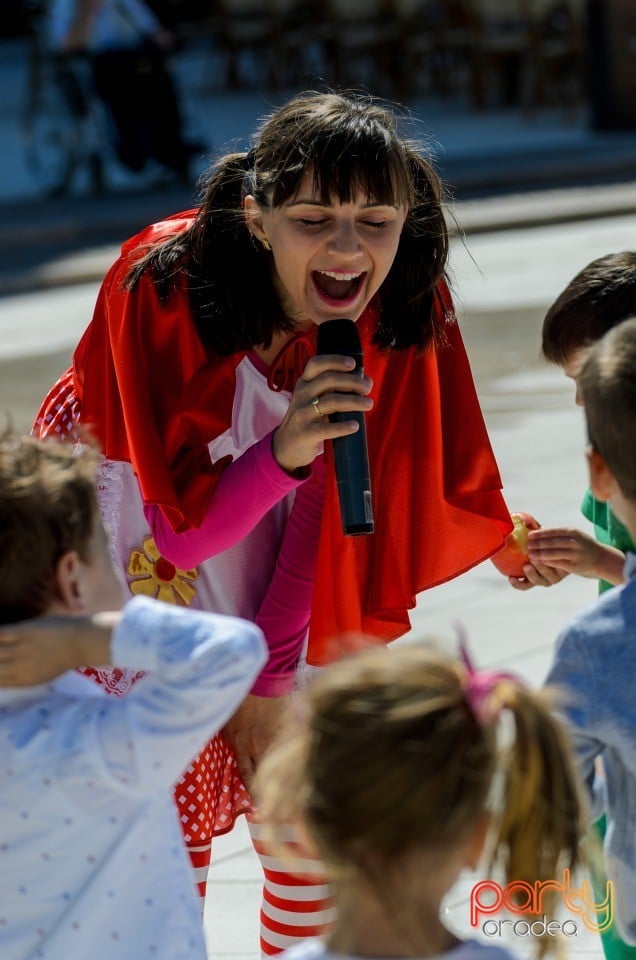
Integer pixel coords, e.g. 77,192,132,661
21,78,80,197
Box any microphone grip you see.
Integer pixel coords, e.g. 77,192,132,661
329,351,375,536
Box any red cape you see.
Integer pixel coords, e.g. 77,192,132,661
72,212,512,665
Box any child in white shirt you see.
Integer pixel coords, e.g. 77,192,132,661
0,434,266,960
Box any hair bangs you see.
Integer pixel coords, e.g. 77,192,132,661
267,119,413,209
311,145,411,208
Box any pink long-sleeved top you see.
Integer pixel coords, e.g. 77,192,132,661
101,352,324,696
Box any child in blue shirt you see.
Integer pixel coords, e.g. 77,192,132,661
546,318,636,947
513,251,636,960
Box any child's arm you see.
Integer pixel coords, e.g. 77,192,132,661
528,527,626,585
0,612,118,686
0,599,266,797
95,597,267,791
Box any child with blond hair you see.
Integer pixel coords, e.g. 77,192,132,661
254,640,585,960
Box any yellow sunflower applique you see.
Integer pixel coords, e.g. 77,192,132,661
128,536,198,605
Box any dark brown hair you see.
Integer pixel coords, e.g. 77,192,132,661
580,316,636,502
0,433,99,623
542,251,636,365
125,91,449,354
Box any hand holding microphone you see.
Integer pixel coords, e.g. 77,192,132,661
271,320,374,534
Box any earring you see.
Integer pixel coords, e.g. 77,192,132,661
261,238,271,251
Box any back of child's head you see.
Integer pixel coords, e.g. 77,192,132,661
255,643,584,914
0,432,99,623
542,251,636,365
580,316,636,503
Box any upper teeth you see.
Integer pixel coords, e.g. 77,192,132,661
318,271,362,281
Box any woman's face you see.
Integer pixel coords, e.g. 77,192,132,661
245,170,408,328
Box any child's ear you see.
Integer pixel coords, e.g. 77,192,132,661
53,551,86,613
586,446,617,503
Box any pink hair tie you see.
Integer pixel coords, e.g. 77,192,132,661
456,626,525,724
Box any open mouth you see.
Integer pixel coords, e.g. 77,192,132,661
311,270,365,304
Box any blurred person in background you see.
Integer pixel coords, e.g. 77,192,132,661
48,0,204,183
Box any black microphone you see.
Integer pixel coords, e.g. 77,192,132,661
316,319,374,536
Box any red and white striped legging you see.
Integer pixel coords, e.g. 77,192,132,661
190,817,336,956
247,817,336,955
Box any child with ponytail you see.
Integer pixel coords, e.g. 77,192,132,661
254,641,586,960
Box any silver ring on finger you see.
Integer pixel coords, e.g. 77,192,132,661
311,396,323,419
